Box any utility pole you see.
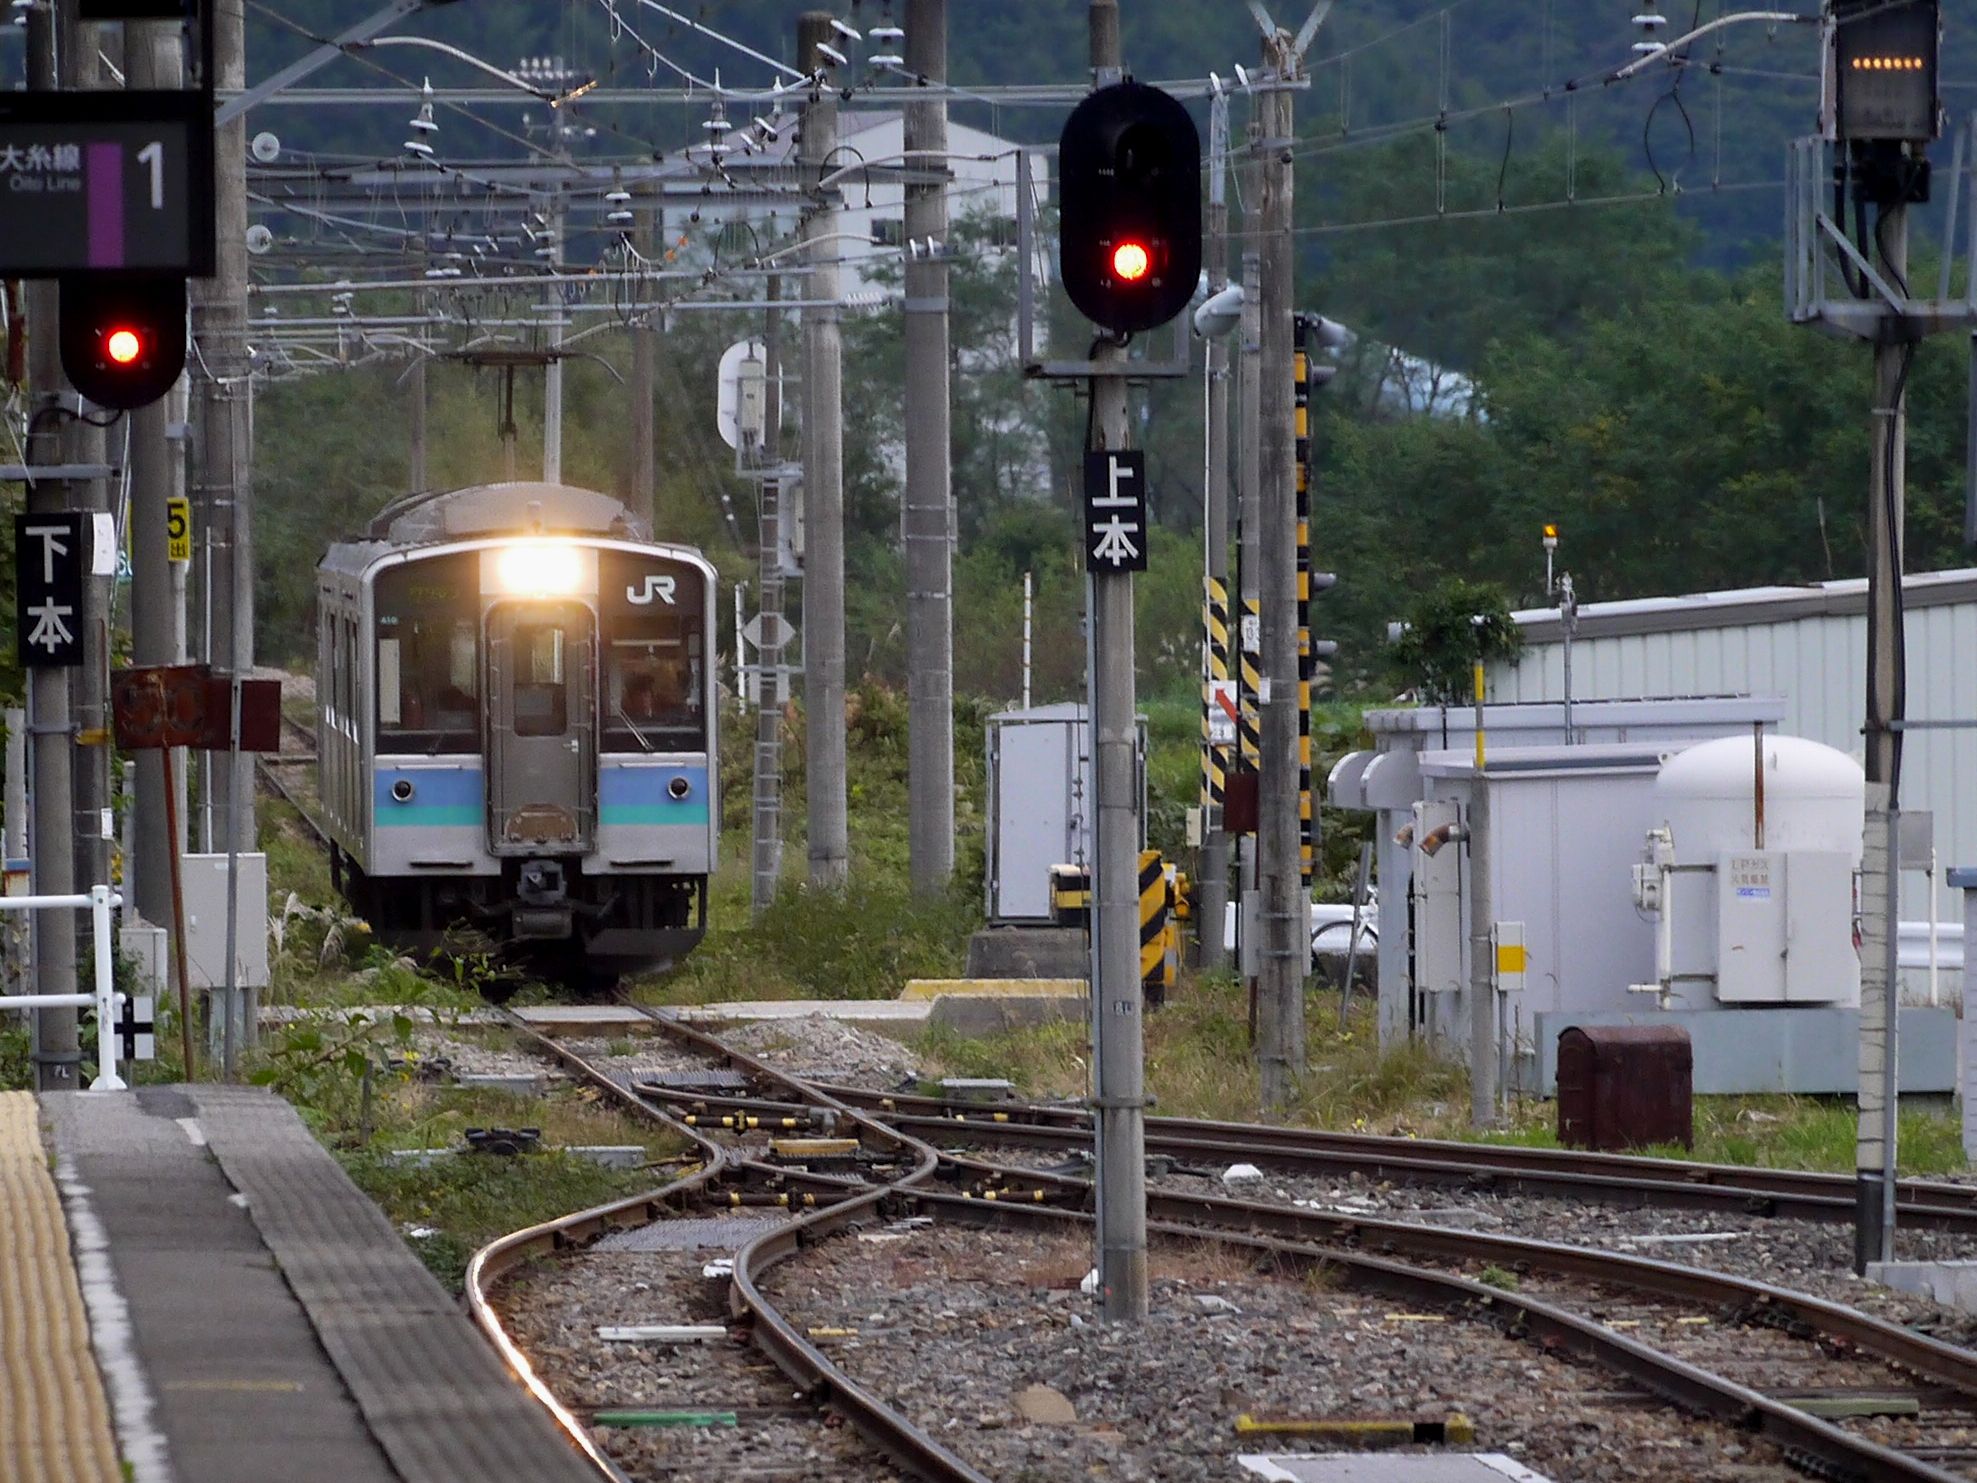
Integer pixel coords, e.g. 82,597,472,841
129,16,186,935
798,11,848,887
68,4,112,927
1468,659,1497,1127
751,276,787,916
192,0,253,857
24,0,78,1090
1255,27,1304,1110
1234,137,1262,1005
630,187,657,528
1857,198,1907,1271
1084,0,1148,1324
1198,89,1232,971
903,0,954,896
543,203,565,484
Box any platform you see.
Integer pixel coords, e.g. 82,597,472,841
24,1084,596,1483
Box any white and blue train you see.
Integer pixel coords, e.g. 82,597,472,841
315,481,718,992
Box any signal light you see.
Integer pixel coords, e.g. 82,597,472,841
1111,241,1151,282
1058,80,1201,336
58,276,187,411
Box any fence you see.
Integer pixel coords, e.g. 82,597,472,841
0,885,126,1091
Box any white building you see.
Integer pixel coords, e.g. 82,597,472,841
1493,567,1977,930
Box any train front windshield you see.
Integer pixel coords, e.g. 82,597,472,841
599,551,706,753
375,554,480,753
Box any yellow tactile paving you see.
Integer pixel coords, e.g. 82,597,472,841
0,1092,121,1483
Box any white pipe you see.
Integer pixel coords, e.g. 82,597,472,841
0,885,125,1090
1930,849,1941,1008
733,582,747,711
1657,860,1674,1003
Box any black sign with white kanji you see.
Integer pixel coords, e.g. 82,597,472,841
1084,450,1148,574
14,512,85,668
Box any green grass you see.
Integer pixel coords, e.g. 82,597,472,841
915,974,1972,1178
338,1146,663,1292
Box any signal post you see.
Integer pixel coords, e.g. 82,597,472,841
1061,0,1200,1321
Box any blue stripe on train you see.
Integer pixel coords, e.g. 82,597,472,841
600,763,709,826
375,765,482,827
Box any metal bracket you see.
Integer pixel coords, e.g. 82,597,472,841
0,464,122,482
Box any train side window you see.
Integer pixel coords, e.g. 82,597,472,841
513,624,568,737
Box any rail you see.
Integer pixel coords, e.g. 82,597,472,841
0,885,127,1090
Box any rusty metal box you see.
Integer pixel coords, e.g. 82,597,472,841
1556,1024,1693,1152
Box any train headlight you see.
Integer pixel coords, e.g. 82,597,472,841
495,542,584,597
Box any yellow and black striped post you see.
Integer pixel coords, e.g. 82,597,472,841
1237,595,1262,773
1293,318,1315,883
1049,864,1091,928
1201,576,1231,812
1139,849,1170,1007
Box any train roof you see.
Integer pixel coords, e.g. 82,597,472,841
358,481,650,545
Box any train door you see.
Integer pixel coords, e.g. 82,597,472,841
485,601,596,852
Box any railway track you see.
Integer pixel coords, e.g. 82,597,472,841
456,1007,1977,1482
782,1081,1977,1234
256,711,332,848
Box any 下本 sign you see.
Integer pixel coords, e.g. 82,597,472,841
1084,449,1147,574
15,512,86,667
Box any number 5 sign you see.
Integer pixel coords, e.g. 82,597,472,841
166,495,190,563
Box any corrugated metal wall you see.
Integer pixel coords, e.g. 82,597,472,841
1493,603,1977,918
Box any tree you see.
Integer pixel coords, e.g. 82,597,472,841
1388,578,1522,704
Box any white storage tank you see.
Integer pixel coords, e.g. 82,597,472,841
1643,735,1864,1007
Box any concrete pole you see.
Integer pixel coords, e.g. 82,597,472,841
192,0,253,857
1199,91,1232,972
1086,0,1147,1324
543,205,564,484
799,12,848,887
67,6,112,917
1857,199,1908,1273
23,4,78,1091
1256,33,1304,1110
751,277,787,917
2,709,20,993
903,0,955,896
630,188,657,529
128,18,183,936
1235,127,1262,992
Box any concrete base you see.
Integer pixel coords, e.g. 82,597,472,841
1868,1260,1977,1316
666,1000,934,1029
1523,1006,1957,1096
966,926,1089,979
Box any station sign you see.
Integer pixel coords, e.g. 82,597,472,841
0,92,215,277
1084,450,1148,575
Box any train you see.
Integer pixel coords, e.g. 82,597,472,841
314,481,718,992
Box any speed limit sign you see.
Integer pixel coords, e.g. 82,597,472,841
165,495,190,563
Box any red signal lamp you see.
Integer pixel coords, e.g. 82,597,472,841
1110,240,1151,282
105,327,144,365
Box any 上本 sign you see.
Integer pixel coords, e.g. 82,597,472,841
15,512,86,667
1084,449,1147,574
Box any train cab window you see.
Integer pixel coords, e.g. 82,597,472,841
600,554,704,753
375,556,480,754
512,624,568,737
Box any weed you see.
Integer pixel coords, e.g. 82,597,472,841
1478,1264,1520,1292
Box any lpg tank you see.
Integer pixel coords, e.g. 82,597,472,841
1652,735,1864,1007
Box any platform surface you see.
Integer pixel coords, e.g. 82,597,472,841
36,1084,596,1483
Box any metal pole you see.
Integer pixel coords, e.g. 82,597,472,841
159,739,196,1076
543,205,564,484
24,3,78,1092
1857,197,1908,1273
88,886,123,1091
1256,30,1304,1111
1085,0,1147,1325
1559,572,1576,743
1469,661,1498,1126
629,187,656,529
1199,89,1232,972
750,276,786,917
799,12,848,887
407,346,427,491
1022,570,1033,710
904,0,955,897
128,18,183,938
1235,134,1262,1002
